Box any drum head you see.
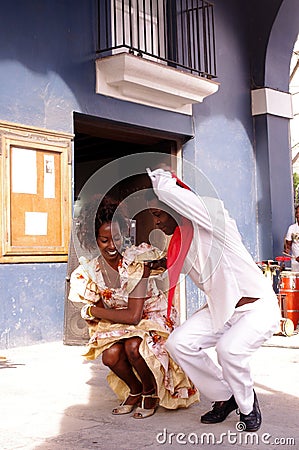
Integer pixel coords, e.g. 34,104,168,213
280,271,299,277
281,318,294,337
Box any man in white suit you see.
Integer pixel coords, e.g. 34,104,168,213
146,167,281,432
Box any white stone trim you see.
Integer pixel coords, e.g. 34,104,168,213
251,88,293,118
96,53,219,115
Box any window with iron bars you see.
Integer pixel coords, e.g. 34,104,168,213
97,0,217,79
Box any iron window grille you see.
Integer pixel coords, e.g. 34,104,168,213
97,0,217,79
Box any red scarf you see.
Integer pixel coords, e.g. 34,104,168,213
166,175,194,319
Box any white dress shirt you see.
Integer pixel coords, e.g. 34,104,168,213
148,168,276,332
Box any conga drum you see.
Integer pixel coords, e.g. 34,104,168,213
279,272,299,329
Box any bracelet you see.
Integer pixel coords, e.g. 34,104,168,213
81,303,96,321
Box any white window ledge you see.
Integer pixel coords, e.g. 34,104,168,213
96,53,219,115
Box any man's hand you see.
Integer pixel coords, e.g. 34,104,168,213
144,257,167,271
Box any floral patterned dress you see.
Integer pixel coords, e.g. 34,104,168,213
69,243,199,409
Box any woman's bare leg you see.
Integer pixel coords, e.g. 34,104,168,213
102,342,142,405
124,337,157,409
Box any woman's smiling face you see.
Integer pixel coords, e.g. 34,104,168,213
96,221,122,262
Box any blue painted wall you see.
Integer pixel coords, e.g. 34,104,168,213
0,0,193,349
185,0,263,259
0,264,65,348
0,0,296,347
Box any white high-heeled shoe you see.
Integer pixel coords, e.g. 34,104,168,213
112,392,142,415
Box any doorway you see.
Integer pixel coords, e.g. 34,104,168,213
73,112,190,243
63,112,190,345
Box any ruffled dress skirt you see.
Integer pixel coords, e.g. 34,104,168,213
84,319,199,409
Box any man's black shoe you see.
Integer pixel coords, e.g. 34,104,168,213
201,395,238,424
239,390,262,432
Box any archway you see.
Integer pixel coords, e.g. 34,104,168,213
256,0,299,259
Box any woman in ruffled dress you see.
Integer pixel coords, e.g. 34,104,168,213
69,196,198,419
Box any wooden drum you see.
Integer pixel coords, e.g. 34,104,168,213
279,271,299,329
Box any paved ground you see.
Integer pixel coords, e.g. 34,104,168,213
0,332,298,450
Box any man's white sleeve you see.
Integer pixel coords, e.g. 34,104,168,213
148,168,224,233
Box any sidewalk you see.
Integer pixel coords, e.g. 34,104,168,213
0,333,298,450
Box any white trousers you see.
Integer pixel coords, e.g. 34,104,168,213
165,295,281,414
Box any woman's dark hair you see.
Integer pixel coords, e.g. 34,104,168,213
76,195,127,251
95,196,127,235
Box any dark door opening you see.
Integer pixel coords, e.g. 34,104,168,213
73,112,190,245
